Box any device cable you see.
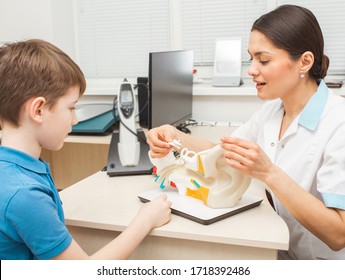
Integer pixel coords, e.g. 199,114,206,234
133,82,149,119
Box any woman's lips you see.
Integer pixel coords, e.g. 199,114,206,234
255,81,266,90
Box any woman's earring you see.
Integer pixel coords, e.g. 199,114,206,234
300,72,305,78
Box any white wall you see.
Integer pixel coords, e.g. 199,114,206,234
0,0,75,58
0,0,53,42
193,95,263,123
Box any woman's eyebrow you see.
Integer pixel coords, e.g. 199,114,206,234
247,50,272,56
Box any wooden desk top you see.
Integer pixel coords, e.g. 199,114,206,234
64,134,112,144
59,171,289,251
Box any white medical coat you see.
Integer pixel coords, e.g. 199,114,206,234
232,80,345,259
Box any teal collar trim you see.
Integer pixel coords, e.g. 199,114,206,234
298,80,329,131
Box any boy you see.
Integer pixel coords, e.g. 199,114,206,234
0,39,171,260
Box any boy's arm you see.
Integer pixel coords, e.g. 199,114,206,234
52,195,171,260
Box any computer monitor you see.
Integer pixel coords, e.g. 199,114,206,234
148,50,193,129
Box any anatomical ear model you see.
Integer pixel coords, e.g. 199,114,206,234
149,143,251,208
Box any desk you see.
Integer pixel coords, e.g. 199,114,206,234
59,126,289,259
60,172,289,259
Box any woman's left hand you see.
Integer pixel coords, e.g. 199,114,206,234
220,137,275,182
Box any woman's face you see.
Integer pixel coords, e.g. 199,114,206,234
247,30,301,100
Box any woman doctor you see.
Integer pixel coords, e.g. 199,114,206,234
147,5,345,259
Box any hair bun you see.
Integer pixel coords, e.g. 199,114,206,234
320,55,330,79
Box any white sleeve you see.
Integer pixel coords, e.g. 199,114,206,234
317,124,345,210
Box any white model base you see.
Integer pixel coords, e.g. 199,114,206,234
118,141,140,166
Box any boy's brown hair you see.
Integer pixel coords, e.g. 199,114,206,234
0,39,86,126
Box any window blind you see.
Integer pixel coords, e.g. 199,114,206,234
76,0,170,78
76,0,345,78
180,0,267,65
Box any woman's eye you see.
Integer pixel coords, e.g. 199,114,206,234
260,60,269,65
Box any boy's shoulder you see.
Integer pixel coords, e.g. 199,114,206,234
0,146,53,196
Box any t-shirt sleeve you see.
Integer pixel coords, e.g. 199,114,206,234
5,185,72,259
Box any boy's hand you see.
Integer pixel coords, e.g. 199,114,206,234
139,194,172,229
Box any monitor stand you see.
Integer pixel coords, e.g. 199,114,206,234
107,129,153,176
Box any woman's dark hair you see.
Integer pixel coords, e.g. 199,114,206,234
251,4,329,80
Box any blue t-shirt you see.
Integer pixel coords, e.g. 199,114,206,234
0,146,72,260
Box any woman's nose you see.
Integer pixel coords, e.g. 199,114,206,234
247,62,259,77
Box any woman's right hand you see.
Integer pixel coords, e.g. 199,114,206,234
147,124,176,158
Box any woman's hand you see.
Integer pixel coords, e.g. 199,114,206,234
220,137,275,183
147,124,176,158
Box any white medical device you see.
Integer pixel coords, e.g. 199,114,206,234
212,38,242,87
117,79,140,166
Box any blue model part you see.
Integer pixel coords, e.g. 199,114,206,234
159,178,166,189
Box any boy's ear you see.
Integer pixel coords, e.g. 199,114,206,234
29,97,47,124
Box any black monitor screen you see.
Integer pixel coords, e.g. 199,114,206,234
148,50,193,129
